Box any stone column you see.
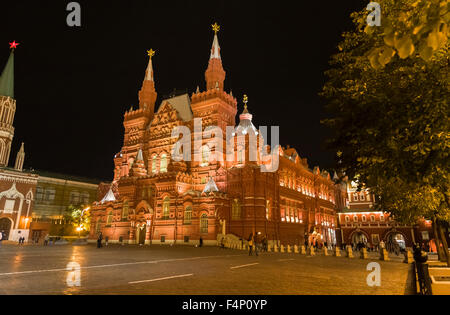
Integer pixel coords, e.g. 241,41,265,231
129,223,136,244
145,224,151,245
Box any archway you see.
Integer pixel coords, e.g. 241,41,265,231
386,232,406,254
136,224,147,245
0,217,12,240
351,231,368,247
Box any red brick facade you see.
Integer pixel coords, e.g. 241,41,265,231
89,27,347,246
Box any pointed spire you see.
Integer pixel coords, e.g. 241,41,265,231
136,148,144,161
210,23,222,60
205,23,226,91
0,48,14,98
145,49,155,82
139,49,158,111
14,142,25,171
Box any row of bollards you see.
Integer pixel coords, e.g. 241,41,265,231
224,240,414,264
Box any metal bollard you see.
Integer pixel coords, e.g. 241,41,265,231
335,247,341,257
347,246,354,258
301,245,306,255
360,248,368,259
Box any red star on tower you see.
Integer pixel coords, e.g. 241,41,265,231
9,41,19,49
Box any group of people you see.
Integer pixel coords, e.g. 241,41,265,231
96,233,110,248
247,234,269,256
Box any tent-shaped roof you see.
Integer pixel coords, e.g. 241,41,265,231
158,93,193,122
101,188,116,204
202,177,219,194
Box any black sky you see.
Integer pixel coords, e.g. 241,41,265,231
0,0,365,181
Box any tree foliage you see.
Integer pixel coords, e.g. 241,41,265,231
365,0,449,68
321,1,449,224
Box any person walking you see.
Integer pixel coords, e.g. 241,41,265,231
199,237,203,248
220,237,225,249
105,236,109,247
248,236,254,256
97,232,103,248
44,234,49,246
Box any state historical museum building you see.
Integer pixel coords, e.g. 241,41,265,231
89,25,348,246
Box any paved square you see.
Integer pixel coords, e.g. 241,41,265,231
0,244,414,295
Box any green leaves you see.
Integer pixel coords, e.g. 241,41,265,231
321,0,450,224
365,0,450,68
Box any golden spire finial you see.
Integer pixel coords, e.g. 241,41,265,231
243,94,248,110
212,22,220,34
147,49,156,58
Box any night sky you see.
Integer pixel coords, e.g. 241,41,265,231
0,0,365,182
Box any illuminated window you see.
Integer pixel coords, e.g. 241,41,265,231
4,200,15,213
266,200,270,220
152,156,157,174
160,154,168,173
200,214,208,234
95,218,101,233
106,211,113,226
81,192,90,204
45,188,56,202
232,199,241,220
184,206,192,225
201,145,211,167
70,191,80,205
163,197,170,219
122,201,129,219
36,186,44,201
237,146,244,164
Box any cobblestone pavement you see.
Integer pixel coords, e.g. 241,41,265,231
0,244,414,295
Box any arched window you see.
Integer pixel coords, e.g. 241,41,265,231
353,193,359,201
184,206,192,225
370,215,375,222
201,145,211,167
345,216,350,223
200,214,208,234
106,211,113,226
160,154,168,173
353,215,358,222
380,215,385,222
162,197,170,219
362,215,367,222
122,201,129,220
232,199,241,220
152,156,157,174
360,193,365,201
